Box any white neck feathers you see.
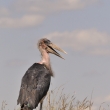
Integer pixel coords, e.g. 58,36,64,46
39,47,54,76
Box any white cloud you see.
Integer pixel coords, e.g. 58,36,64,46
0,15,44,28
44,29,110,55
0,0,98,28
14,0,98,13
93,95,110,110
0,7,10,16
104,95,110,102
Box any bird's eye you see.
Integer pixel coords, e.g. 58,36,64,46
44,40,51,44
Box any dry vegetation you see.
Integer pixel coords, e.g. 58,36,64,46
39,86,109,110
42,87,93,110
1,87,109,110
1,101,7,110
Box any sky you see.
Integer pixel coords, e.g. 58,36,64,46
0,0,110,110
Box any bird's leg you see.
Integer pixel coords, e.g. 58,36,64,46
40,101,43,110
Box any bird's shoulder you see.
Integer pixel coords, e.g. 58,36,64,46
21,63,51,85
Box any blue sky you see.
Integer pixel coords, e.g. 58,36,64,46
0,0,110,109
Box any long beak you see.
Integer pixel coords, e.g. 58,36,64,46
47,43,67,59
49,44,67,54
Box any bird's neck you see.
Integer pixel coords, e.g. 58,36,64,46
39,49,53,76
40,51,50,66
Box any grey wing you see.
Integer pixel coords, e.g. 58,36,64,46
17,64,51,109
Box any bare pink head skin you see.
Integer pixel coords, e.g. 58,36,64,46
37,38,67,76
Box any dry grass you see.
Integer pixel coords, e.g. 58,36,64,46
1,101,7,110
42,87,93,110
1,87,109,110
40,86,109,110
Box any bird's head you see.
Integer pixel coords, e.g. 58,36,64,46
38,38,67,59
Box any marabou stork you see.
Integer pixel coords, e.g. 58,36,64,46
17,38,66,110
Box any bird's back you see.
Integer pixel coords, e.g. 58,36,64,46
17,63,51,110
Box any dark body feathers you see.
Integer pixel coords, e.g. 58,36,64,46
17,63,51,109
